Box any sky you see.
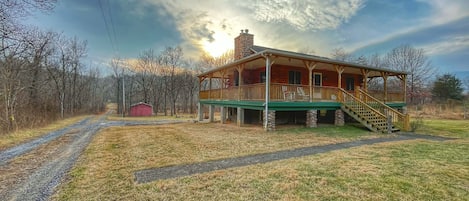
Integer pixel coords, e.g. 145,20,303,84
26,0,469,76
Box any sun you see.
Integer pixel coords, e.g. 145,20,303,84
202,32,232,57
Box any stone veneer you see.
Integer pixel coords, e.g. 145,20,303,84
234,30,254,60
306,110,318,128
264,110,276,131
334,109,345,126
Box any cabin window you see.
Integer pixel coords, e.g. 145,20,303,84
288,71,301,84
260,71,266,83
313,73,322,86
346,77,354,91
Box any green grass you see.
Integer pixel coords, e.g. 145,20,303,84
417,119,469,138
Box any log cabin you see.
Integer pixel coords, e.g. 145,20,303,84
197,30,410,133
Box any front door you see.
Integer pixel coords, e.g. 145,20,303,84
313,73,322,99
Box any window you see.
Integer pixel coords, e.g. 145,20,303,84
288,71,301,84
346,77,354,91
313,73,322,86
260,71,266,83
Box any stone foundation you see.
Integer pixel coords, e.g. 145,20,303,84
197,103,203,121
334,109,344,126
220,106,226,124
237,107,244,126
306,110,318,128
264,110,276,131
209,105,215,122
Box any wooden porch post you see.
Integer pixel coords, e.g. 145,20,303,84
381,72,389,102
237,65,244,101
335,65,345,101
263,54,276,131
400,74,407,103
208,74,212,100
360,69,370,92
220,70,226,100
304,61,317,102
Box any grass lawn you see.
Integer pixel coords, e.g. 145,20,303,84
0,115,91,150
54,120,468,200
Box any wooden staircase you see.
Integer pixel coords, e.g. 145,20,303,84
338,88,410,133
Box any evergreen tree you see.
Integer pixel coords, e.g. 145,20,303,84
432,74,463,101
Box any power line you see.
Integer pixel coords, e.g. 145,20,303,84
106,0,119,53
98,0,117,55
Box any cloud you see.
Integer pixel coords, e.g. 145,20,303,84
419,35,469,56
420,0,469,24
249,0,364,31
131,0,364,58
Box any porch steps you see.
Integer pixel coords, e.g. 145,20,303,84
338,89,402,133
341,105,399,133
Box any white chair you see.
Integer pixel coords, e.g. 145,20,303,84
296,87,310,100
282,86,295,101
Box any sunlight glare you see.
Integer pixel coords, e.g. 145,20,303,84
202,32,232,57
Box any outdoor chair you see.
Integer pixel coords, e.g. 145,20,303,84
296,87,310,100
282,86,294,101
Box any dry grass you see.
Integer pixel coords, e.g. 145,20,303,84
106,113,195,121
53,123,376,200
54,120,468,200
0,115,91,150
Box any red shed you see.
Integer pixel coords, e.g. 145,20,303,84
129,102,153,117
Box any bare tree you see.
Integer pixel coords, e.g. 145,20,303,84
330,47,353,62
384,44,435,104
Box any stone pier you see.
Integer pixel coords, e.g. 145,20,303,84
264,110,276,131
334,109,344,126
306,110,318,128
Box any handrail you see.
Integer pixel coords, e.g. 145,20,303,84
338,88,386,119
358,89,404,116
357,89,410,131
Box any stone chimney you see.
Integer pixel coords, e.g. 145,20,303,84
234,29,254,60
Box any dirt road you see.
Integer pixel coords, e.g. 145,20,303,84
0,113,186,201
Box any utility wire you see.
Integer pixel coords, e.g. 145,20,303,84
106,0,119,53
98,0,117,55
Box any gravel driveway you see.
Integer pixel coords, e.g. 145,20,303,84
0,113,186,201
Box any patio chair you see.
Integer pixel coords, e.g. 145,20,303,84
282,86,294,100
296,87,310,100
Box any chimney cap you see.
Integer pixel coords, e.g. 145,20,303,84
240,29,244,33
245,29,249,33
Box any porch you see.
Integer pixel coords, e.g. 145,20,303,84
199,83,405,103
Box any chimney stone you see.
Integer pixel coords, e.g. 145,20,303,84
234,30,254,60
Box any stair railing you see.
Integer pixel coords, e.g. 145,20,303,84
339,88,386,120
357,89,410,131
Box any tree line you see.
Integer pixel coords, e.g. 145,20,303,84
0,0,109,133
330,45,468,105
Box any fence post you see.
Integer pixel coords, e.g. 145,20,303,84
404,114,410,131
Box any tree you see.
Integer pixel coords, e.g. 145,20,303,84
385,44,435,104
432,74,463,102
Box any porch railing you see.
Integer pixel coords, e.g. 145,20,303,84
200,83,405,104
368,90,405,103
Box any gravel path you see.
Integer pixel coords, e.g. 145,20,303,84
134,133,455,184
0,114,186,201
0,118,91,166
